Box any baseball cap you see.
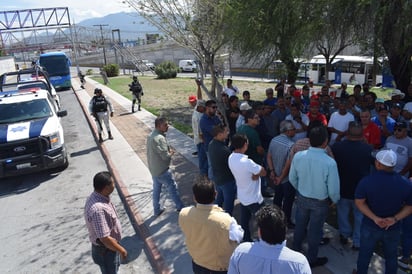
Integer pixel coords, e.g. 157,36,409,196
375,98,385,103
196,100,206,107
390,89,405,98
188,95,197,103
239,102,252,111
310,101,320,107
394,121,407,129
375,149,397,167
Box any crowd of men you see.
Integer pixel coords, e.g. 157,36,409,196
182,79,412,273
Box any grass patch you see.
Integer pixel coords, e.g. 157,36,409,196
91,74,394,137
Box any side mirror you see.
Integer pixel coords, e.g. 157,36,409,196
57,110,67,117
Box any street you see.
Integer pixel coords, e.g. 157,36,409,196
0,88,154,273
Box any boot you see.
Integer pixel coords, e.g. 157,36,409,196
108,131,114,140
138,104,141,111
98,133,103,143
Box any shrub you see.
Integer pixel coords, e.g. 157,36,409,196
154,61,178,79
86,68,94,75
103,64,120,77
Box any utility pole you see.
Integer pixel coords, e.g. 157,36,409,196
93,24,108,66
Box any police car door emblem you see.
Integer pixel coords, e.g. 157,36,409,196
10,125,27,132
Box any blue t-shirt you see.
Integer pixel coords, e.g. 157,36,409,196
371,116,395,145
199,114,221,151
355,170,412,230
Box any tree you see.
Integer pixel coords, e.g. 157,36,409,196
311,0,359,81
355,0,412,90
379,0,412,92
123,0,230,98
227,0,314,84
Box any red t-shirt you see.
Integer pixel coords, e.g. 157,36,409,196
363,122,381,149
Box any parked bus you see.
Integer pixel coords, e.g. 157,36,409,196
308,55,384,85
38,52,71,90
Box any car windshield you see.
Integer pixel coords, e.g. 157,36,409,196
0,99,52,124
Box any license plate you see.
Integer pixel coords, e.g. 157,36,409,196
16,163,32,169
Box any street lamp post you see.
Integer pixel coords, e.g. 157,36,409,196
94,24,108,66
112,29,125,75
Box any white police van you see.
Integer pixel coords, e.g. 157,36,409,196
0,88,68,178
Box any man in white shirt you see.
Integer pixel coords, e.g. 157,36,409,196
224,79,240,97
328,98,354,145
286,103,309,142
228,134,267,241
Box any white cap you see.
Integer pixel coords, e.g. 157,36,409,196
239,102,252,111
376,149,397,167
390,89,405,98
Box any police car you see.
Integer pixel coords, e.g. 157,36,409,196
0,89,68,178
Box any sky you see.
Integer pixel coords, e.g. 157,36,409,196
3,0,132,23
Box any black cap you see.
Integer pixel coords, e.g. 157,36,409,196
392,103,402,109
395,121,407,129
94,88,102,94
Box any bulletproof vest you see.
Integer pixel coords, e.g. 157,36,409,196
93,96,108,112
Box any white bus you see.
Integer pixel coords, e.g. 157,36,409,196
308,55,383,85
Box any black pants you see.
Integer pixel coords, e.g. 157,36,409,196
192,260,227,274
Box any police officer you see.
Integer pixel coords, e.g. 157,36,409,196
129,76,143,112
89,88,114,142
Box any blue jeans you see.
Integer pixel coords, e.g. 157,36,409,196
215,180,237,215
357,223,400,274
337,198,363,247
205,151,214,181
401,215,412,258
273,181,296,223
92,244,120,274
152,169,184,215
292,194,329,263
240,202,264,242
197,143,208,176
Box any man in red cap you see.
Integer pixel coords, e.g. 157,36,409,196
307,101,327,126
188,95,197,107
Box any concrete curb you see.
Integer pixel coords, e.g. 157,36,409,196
72,84,171,274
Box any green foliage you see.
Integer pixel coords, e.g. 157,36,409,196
103,64,120,77
86,69,93,75
154,61,178,79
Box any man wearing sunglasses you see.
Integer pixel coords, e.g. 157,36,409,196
384,121,412,177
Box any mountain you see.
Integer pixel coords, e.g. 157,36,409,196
77,12,160,41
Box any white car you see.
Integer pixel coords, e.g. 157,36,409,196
0,89,68,178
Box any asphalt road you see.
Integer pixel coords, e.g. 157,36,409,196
0,88,154,273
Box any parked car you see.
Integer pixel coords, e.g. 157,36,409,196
0,89,68,178
179,59,197,72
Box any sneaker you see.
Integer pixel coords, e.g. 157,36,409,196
320,237,330,245
309,257,328,268
398,257,411,269
352,245,360,251
262,189,274,197
340,235,349,245
192,151,198,157
154,209,165,217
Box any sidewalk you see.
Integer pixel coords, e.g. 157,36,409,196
73,76,394,274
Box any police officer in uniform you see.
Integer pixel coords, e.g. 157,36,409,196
129,76,143,112
89,88,114,142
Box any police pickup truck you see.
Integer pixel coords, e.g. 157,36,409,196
0,89,68,178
